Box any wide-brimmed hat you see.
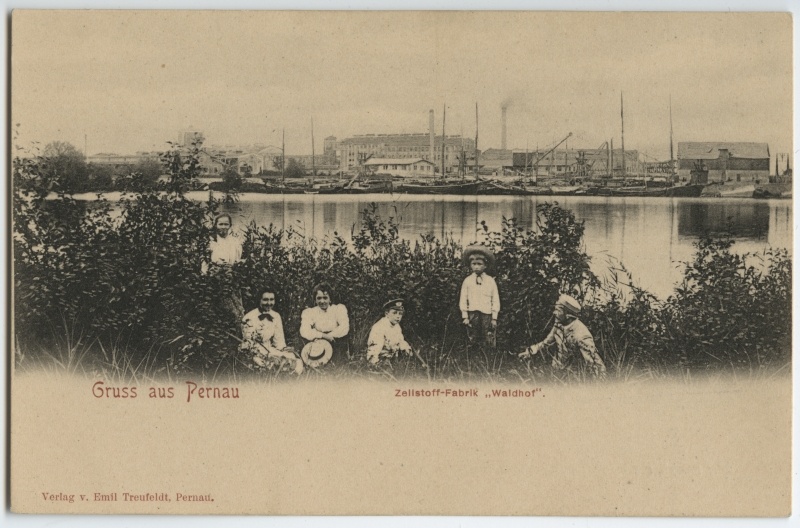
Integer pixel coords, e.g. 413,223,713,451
301,340,333,367
462,244,496,268
556,294,581,317
383,299,405,312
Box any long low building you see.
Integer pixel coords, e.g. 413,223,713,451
338,133,475,173
363,157,436,177
677,142,769,183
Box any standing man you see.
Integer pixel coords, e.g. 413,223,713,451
459,244,500,350
241,288,303,374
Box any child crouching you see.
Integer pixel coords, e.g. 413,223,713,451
366,299,414,365
519,294,606,378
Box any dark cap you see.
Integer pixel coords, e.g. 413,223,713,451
383,299,405,312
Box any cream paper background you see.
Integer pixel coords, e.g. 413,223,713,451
7,8,795,519
10,374,792,515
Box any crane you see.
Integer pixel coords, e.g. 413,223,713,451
528,132,572,177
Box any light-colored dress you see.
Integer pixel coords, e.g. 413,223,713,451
300,304,349,341
241,308,286,356
201,233,244,320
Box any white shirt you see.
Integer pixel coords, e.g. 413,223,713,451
459,272,500,319
366,317,411,362
241,308,287,355
209,233,243,265
300,304,349,341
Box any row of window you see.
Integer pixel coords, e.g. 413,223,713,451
378,164,432,171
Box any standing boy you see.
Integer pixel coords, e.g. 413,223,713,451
459,244,500,349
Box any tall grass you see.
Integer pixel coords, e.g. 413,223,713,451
13,143,791,384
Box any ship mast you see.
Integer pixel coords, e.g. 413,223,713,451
459,130,465,180
474,102,479,179
311,117,316,185
525,140,529,179
669,94,675,178
441,103,446,178
620,91,626,178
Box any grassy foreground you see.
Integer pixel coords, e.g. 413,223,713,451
13,143,792,383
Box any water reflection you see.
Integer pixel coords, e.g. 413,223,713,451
677,201,770,239
220,194,791,299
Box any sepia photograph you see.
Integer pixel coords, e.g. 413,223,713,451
8,9,794,517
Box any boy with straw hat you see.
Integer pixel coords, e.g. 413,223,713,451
519,294,606,377
459,244,500,350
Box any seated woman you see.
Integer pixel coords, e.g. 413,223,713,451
299,282,350,367
241,288,303,375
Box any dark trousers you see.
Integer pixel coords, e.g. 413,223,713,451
467,311,495,348
331,338,351,364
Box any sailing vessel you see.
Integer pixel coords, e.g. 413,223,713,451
398,180,485,194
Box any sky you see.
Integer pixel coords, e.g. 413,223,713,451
11,10,793,166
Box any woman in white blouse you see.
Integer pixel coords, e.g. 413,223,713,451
300,282,350,364
202,213,244,321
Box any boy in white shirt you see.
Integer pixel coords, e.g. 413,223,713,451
459,245,500,349
366,299,413,365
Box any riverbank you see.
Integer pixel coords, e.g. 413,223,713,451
14,146,791,382
14,193,791,382
62,175,793,199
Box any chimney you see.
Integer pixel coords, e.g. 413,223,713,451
429,109,435,161
501,106,507,150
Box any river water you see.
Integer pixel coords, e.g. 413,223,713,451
205,193,792,300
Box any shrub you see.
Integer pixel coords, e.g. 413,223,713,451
12,142,792,380
662,236,791,371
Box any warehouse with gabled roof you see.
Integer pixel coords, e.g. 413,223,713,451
677,142,769,183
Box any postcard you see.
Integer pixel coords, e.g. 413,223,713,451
9,10,792,516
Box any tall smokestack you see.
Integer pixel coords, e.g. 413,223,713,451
501,106,507,150
429,109,435,162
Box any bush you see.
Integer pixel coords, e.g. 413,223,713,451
12,142,792,380
662,237,791,371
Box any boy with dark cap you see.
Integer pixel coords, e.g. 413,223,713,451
366,299,413,365
519,294,606,377
459,244,500,349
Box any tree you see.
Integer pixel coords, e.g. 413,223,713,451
43,141,83,158
125,158,162,192
42,141,88,194
272,155,285,172
87,163,114,190
221,164,243,193
159,141,203,195
285,158,306,179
